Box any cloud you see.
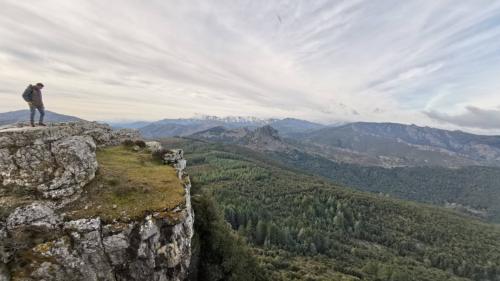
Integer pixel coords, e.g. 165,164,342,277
425,106,500,129
0,0,500,130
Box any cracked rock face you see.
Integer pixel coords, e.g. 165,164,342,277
2,182,194,281
0,122,194,281
1,134,97,201
0,122,140,201
0,264,9,281
163,149,184,164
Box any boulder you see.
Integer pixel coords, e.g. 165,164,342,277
0,122,141,202
145,141,162,152
41,135,98,199
163,149,183,164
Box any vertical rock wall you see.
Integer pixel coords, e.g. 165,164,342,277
0,123,193,281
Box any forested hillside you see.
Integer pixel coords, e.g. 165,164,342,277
162,138,500,281
190,127,500,223
270,150,500,223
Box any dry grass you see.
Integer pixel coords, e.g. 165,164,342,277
64,146,185,223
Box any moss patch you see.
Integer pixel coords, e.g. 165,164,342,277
63,146,185,223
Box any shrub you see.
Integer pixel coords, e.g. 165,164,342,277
152,148,167,163
122,139,134,147
107,178,119,186
134,140,146,148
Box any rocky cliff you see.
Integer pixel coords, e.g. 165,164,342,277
0,122,194,281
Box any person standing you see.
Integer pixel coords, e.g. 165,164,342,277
22,83,46,127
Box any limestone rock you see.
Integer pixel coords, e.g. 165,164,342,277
0,122,141,202
0,122,193,281
0,125,99,202
42,135,98,199
163,149,184,164
64,218,101,233
30,262,66,280
145,141,162,152
158,243,181,268
0,263,9,281
174,159,187,171
102,232,129,265
0,223,8,264
0,121,140,149
111,128,142,146
161,149,188,179
6,202,60,231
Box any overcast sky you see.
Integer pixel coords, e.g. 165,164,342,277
1,1,500,133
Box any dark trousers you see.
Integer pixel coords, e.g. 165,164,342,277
29,104,45,123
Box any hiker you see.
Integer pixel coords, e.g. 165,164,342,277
22,83,46,127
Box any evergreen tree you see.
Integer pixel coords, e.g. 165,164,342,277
333,211,345,231
256,220,267,245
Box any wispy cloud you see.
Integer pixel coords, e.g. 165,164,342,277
1,0,500,132
425,106,500,130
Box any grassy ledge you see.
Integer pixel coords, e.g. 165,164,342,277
63,146,185,223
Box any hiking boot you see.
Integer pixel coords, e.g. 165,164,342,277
30,122,35,127
38,122,47,126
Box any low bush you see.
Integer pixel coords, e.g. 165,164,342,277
134,140,146,148
122,139,135,147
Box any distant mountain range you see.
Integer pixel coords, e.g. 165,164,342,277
134,116,326,139
296,122,500,167
108,121,151,129
0,110,84,125
188,120,500,168
3,110,500,168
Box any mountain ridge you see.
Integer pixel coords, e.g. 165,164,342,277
297,122,500,167
138,117,326,138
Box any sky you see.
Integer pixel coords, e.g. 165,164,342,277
1,1,500,133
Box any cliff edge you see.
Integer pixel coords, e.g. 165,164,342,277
0,122,194,281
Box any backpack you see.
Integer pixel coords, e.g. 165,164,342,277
22,85,33,102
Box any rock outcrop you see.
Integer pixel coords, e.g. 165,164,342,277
0,122,140,202
0,122,194,281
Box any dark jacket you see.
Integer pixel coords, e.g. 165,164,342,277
31,87,43,107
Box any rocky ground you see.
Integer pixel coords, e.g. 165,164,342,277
0,122,194,281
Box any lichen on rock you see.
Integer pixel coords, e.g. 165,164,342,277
0,122,194,281
6,202,60,231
